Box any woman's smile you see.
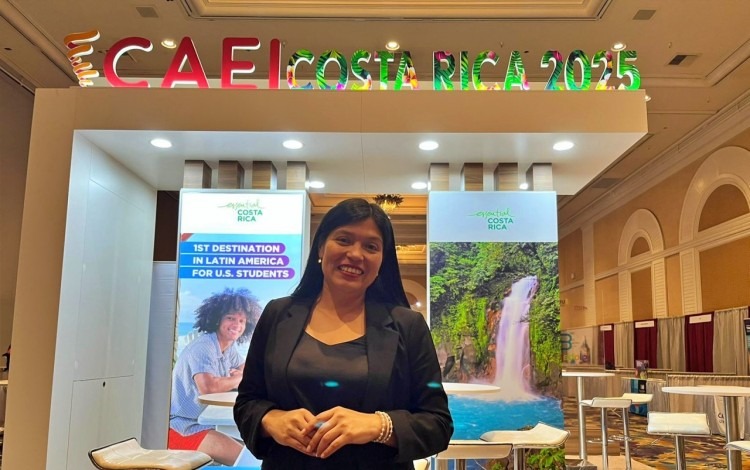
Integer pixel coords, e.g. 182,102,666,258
319,218,384,296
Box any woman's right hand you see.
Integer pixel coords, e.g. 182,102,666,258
261,409,317,455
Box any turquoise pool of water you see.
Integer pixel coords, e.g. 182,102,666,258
449,394,563,439
446,394,563,469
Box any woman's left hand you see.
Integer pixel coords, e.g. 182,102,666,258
303,406,381,458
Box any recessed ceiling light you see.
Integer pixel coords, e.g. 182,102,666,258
519,182,529,190
612,42,627,51
553,140,574,151
385,41,400,51
411,182,428,190
645,94,652,102
307,180,325,189
161,39,177,49
283,140,303,150
419,140,439,151
150,138,172,149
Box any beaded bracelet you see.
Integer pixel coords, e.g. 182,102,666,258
374,411,393,444
374,411,387,443
382,412,394,443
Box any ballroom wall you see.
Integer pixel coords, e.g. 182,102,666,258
560,128,750,329
0,74,32,354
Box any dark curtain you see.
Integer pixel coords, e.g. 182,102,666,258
633,321,658,368
685,313,714,372
598,326,615,367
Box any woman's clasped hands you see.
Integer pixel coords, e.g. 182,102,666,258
263,407,383,459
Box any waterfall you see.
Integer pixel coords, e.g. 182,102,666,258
491,275,538,401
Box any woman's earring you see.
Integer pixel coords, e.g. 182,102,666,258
317,258,322,264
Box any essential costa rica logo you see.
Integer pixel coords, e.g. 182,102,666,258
219,199,264,222
470,208,515,231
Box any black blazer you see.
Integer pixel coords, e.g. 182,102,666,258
234,296,453,469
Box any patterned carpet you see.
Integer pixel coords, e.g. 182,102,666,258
561,396,750,469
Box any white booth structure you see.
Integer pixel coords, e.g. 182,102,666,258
6,87,646,470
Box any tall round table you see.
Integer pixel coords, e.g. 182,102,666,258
198,391,237,406
662,385,750,470
198,383,500,406
438,383,501,470
561,370,614,465
442,382,500,395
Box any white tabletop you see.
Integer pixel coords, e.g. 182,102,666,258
196,383,499,405
562,371,614,378
198,391,238,406
443,382,500,395
662,385,750,397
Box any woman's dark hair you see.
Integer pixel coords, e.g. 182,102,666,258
193,288,262,343
291,198,409,307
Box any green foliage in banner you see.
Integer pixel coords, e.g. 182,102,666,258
429,241,560,391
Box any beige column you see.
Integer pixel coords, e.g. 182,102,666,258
582,224,597,326
428,163,449,191
525,163,553,191
493,163,518,191
652,259,668,318
679,248,702,315
183,160,212,188
286,161,309,190
251,161,277,190
460,162,483,191
619,270,633,322
217,160,244,189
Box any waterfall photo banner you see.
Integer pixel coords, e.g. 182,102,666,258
427,191,562,448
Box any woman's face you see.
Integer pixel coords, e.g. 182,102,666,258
216,311,247,343
318,217,384,298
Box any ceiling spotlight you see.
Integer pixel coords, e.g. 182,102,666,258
283,139,303,150
419,140,439,151
411,182,428,190
612,42,627,51
161,38,177,49
150,138,172,149
645,94,652,102
385,41,400,51
519,182,529,190
553,140,574,151
307,180,325,189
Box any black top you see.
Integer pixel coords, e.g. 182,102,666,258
288,332,368,414
284,332,370,469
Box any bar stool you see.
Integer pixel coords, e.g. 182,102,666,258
726,441,750,453
618,393,654,468
88,438,212,470
580,397,632,470
434,440,511,470
480,422,570,470
647,412,711,470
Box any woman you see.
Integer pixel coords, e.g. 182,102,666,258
170,287,261,466
234,198,453,469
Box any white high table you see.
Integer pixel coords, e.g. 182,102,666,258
438,383,501,470
562,370,614,465
198,391,237,407
662,385,750,470
196,382,501,407
442,382,500,395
